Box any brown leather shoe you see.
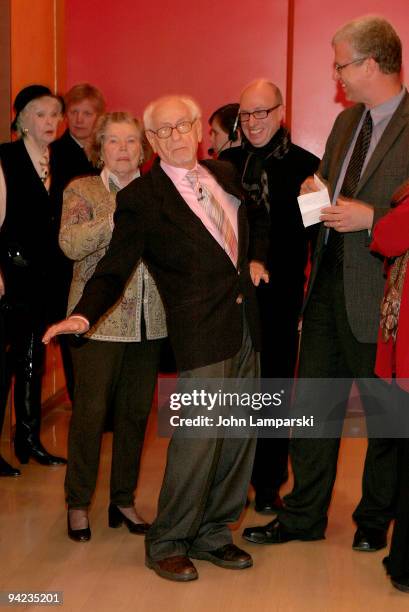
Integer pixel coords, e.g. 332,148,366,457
189,543,253,569
145,555,198,582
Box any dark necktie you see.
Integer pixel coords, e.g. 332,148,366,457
327,110,373,266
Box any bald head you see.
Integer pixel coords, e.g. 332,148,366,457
240,79,283,107
239,79,284,147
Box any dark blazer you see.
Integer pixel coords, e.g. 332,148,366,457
0,140,57,312
73,158,263,371
307,90,409,343
221,142,319,295
49,129,99,319
50,129,97,206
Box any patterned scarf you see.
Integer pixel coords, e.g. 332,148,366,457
380,178,409,343
241,127,291,212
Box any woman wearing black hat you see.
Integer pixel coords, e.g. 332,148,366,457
0,84,67,473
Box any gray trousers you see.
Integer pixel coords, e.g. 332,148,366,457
146,316,259,560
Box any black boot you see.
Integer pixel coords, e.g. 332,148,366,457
0,454,21,476
13,331,66,466
0,309,20,476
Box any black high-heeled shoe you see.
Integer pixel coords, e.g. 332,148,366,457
15,438,67,466
108,503,150,535
67,511,91,542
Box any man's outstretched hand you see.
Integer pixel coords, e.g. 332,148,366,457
42,316,90,344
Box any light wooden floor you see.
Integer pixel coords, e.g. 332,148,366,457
1,397,408,612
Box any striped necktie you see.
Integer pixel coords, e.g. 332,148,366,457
186,169,238,265
327,110,373,266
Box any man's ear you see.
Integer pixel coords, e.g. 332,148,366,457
365,56,378,77
196,118,203,143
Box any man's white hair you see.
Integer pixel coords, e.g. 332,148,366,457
143,95,202,131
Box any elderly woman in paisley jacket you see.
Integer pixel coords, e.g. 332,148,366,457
59,111,167,542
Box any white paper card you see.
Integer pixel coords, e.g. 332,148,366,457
297,174,331,227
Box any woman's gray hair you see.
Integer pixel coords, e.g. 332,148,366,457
89,111,149,167
143,95,202,131
16,96,63,138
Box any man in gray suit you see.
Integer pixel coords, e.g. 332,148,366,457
244,15,409,550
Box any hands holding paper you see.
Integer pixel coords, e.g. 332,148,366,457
300,175,321,195
297,174,330,227
319,197,374,232
298,175,374,232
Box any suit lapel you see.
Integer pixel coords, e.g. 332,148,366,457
19,140,50,198
151,160,240,268
328,105,364,199
357,92,409,194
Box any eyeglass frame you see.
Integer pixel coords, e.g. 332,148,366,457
238,104,282,123
334,56,368,74
146,118,198,140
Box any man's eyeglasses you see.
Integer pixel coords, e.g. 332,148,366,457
238,104,281,123
147,119,197,140
334,57,367,74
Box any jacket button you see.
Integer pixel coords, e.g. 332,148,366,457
236,294,243,304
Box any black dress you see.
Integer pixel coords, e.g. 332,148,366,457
0,139,65,463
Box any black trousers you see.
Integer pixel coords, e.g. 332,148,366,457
66,336,162,508
250,283,302,499
389,434,409,578
0,306,7,438
145,314,259,560
279,261,397,537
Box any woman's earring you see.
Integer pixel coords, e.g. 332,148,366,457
22,127,29,135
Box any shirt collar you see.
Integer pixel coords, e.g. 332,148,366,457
367,86,405,126
100,167,140,192
69,132,84,148
160,160,200,185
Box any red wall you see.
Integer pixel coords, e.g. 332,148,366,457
292,1,409,157
66,1,409,159
65,0,288,155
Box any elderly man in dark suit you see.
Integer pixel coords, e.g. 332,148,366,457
43,94,269,582
244,15,409,550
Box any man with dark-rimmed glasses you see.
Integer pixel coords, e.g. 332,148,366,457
221,79,319,515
